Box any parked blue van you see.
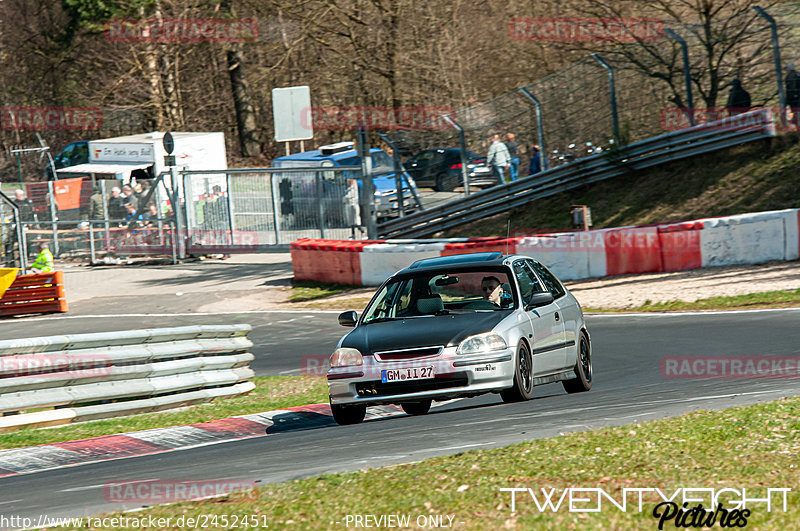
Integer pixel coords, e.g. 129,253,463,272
272,142,418,226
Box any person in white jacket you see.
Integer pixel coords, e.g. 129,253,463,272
486,134,511,185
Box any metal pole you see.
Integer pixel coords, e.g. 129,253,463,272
441,115,471,195
170,166,185,259
517,87,549,170
89,222,95,263
664,29,696,126
270,173,281,245
47,180,59,256
225,173,236,246
357,127,377,240
753,6,786,123
14,153,23,189
315,170,326,239
591,53,621,146
376,131,423,212
100,180,110,254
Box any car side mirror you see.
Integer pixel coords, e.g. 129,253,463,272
525,292,554,310
338,310,358,327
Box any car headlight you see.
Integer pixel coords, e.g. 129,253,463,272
456,333,507,355
330,347,363,367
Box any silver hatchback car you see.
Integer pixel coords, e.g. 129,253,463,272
327,252,592,425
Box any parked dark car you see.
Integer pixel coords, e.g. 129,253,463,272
404,148,495,192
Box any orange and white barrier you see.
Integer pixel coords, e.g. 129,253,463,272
290,207,800,286
0,271,68,317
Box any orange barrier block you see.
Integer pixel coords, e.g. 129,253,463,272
0,271,68,317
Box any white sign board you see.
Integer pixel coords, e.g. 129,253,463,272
91,142,155,163
272,85,313,142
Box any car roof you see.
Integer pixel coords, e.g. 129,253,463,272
273,147,383,163
402,252,509,274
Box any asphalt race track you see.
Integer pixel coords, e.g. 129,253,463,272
1,308,799,523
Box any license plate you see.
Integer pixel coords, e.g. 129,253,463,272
381,366,434,383
473,167,490,173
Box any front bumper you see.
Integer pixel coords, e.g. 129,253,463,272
327,346,514,406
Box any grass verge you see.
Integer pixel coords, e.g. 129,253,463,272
289,281,357,302
0,375,328,450
585,288,800,313
78,396,800,529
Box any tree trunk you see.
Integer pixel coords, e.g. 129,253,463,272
227,46,261,157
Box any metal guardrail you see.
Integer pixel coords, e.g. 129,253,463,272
0,325,254,431
378,109,777,239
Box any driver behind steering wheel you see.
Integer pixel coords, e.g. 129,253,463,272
480,276,503,306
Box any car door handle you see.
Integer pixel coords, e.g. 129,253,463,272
554,312,560,322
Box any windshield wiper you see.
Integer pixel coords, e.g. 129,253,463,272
433,309,451,315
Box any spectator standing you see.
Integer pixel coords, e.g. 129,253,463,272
487,134,511,185
87,186,104,221
786,62,800,127
505,133,520,181
726,79,751,115
529,145,542,175
13,189,36,224
142,204,159,225
121,184,138,210
343,177,362,239
107,187,126,220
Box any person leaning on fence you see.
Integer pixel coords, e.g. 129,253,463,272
785,62,800,128
87,186,103,222
13,189,36,224
505,133,520,181
30,242,54,273
487,134,511,185
726,79,751,116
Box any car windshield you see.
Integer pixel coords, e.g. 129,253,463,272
361,269,515,324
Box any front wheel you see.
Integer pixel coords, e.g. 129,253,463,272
563,331,592,393
401,399,432,416
501,342,534,403
330,403,366,425
435,173,456,192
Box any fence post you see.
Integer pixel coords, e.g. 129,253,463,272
664,29,695,126
225,173,236,246
357,127,378,240
270,172,281,245
591,53,621,146
171,166,185,259
753,6,786,124
517,87,549,170
376,131,423,212
315,170,326,239
441,115,471,195
100,180,110,254
47,180,59,256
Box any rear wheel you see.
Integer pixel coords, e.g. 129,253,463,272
330,403,366,425
563,332,592,393
401,399,432,416
435,173,456,192
501,342,534,403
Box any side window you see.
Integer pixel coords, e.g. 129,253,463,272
528,260,566,299
512,260,539,304
72,143,88,165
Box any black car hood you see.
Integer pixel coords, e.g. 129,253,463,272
341,311,511,353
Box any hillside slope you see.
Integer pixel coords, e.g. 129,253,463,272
442,135,800,237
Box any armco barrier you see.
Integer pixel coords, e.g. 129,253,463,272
0,325,254,432
0,271,68,317
291,207,800,286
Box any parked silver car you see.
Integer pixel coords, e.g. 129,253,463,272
327,252,592,425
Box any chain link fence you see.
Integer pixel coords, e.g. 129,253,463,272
386,3,800,186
